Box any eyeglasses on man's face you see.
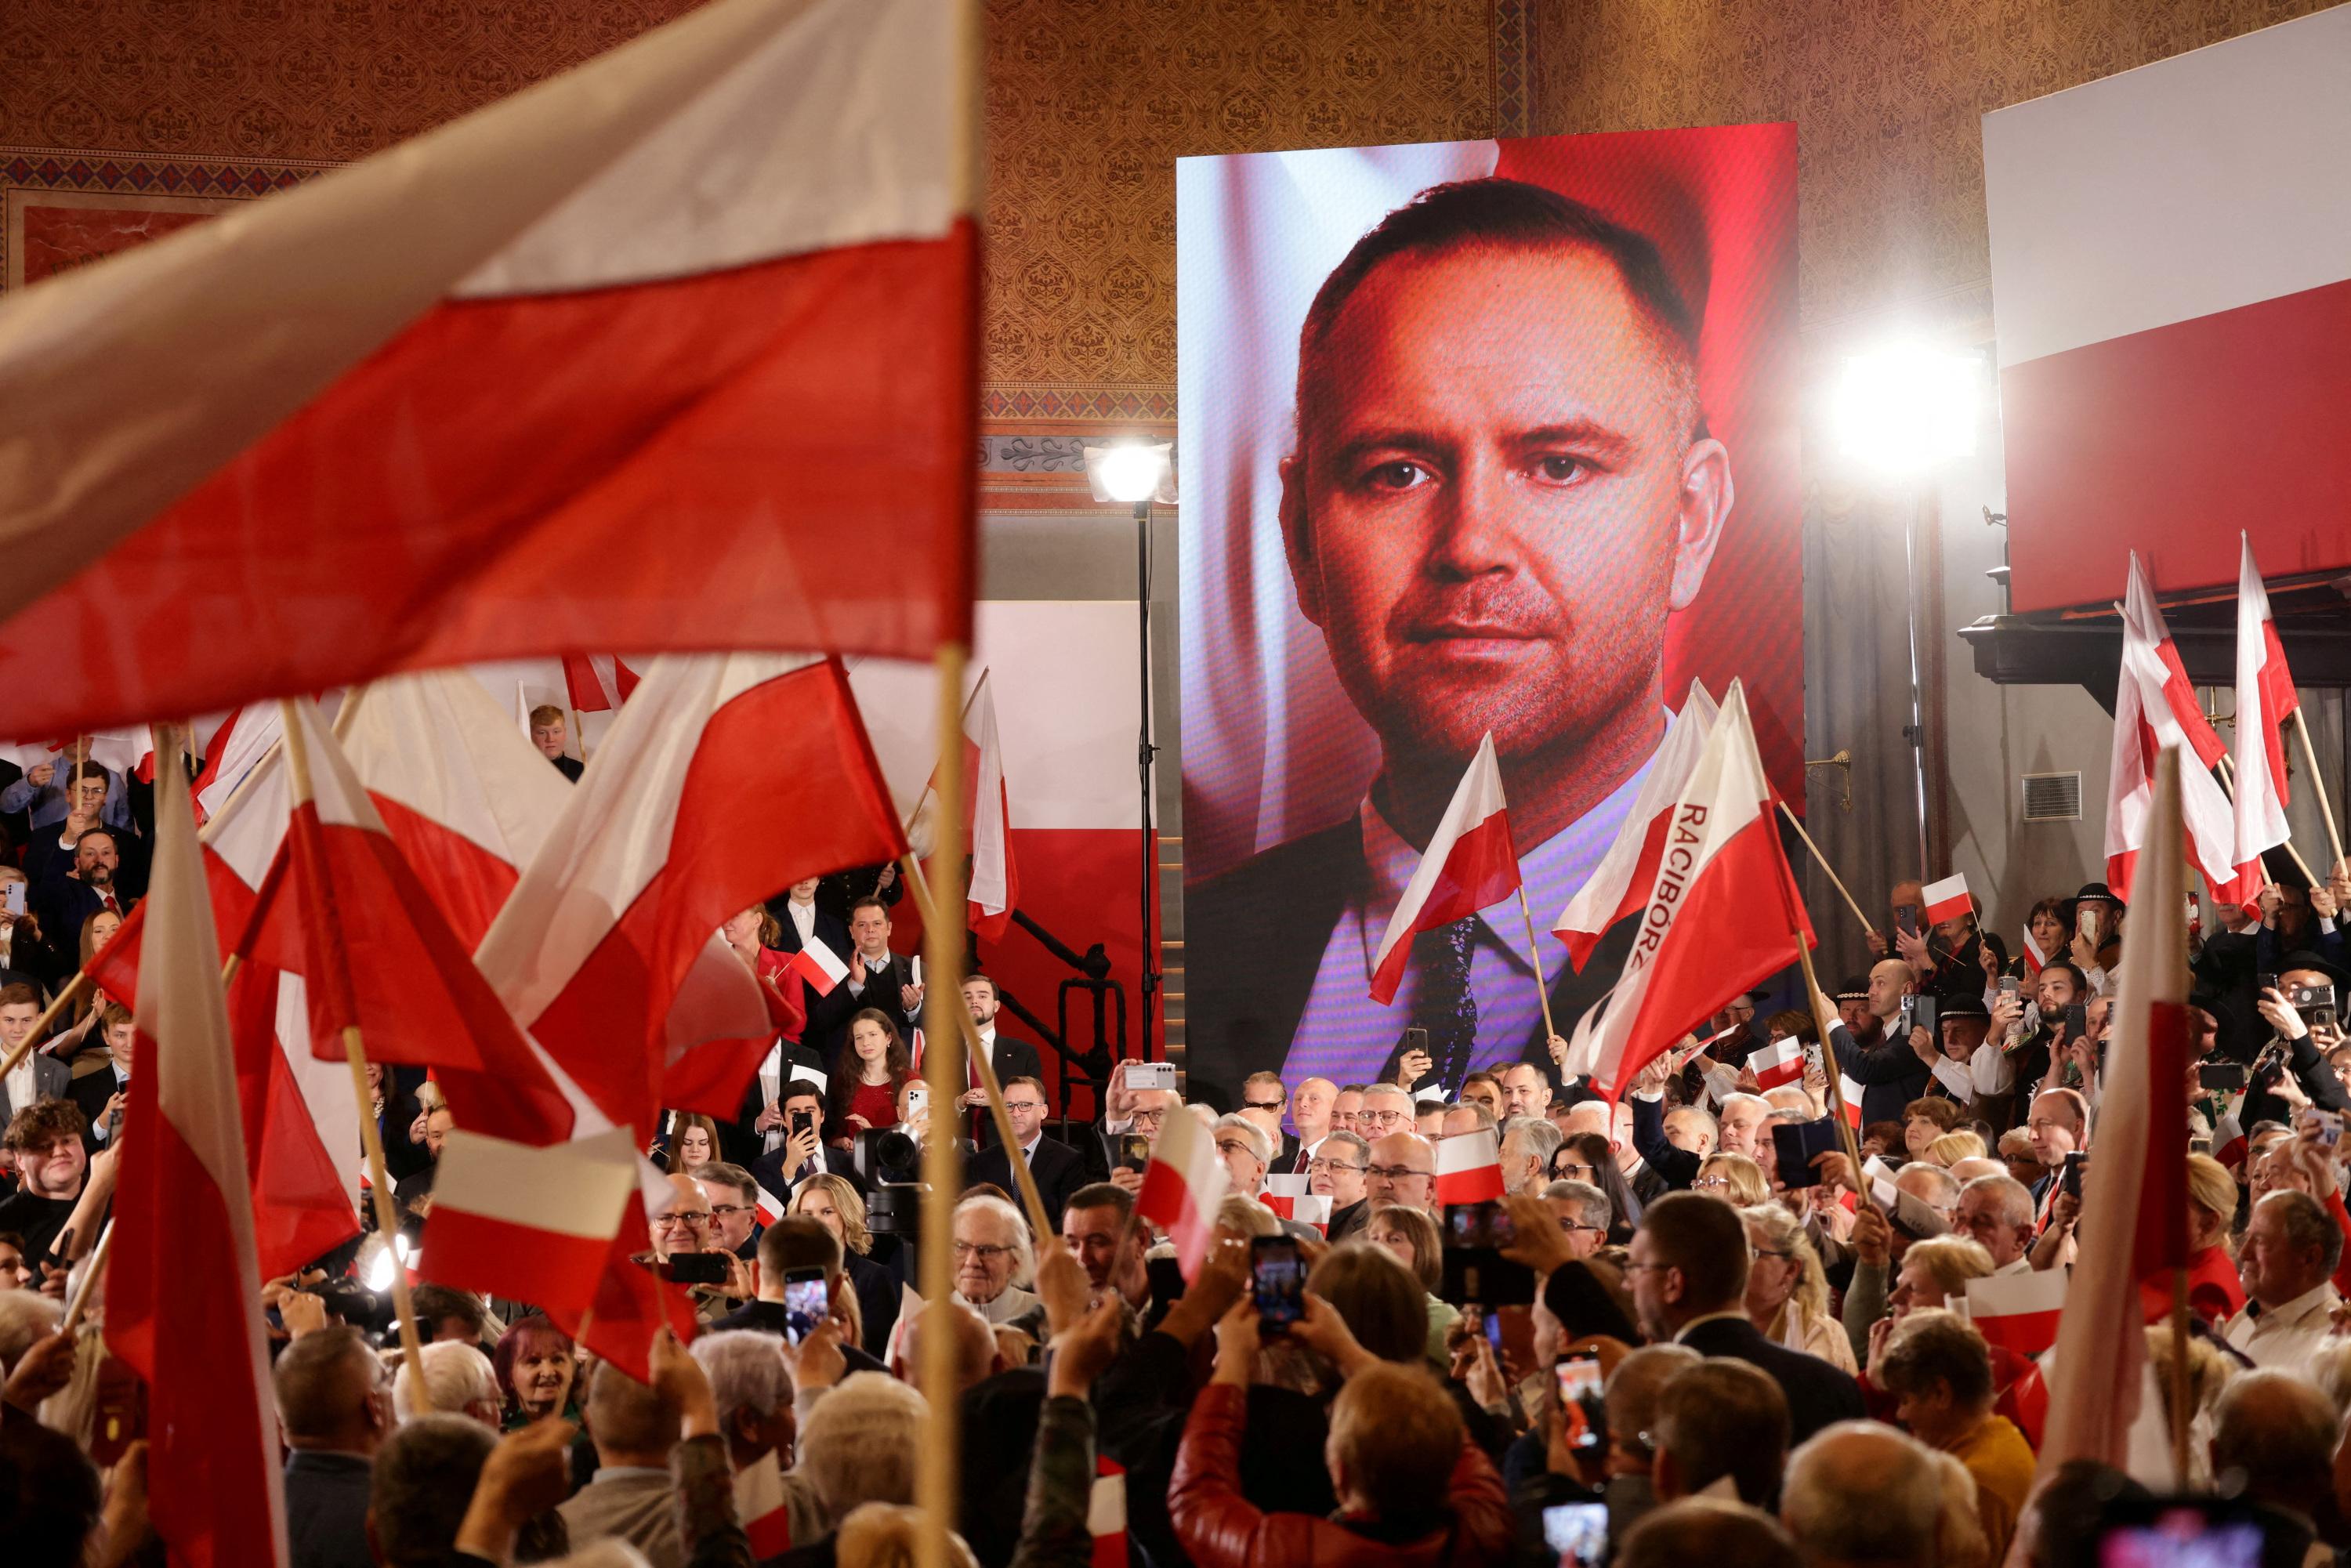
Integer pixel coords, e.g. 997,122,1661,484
1243,1099,1284,1114
655,1210,712,1229
1365,1163,1427,1182
1356,1108,1407,1130
1306,1157,1364,1175
953,1241,1013,1261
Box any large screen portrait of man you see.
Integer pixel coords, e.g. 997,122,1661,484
1181,129,1798,1106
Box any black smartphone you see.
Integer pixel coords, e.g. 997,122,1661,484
1773,1117,1841,1189
1912,996,1938,1037
2198,1062,2248,1093
2260,972,2280,998
1553,1352,1605,1450
781,1265,828,1345
1894,904,1918,936
790,1107,817,1137
2063,1001,2087,1041
659,1253,730,1285
1250,1235,1306,1334
2062,1149,2088,1201
1440,1201,1534,1306
1403,1026,1429,1070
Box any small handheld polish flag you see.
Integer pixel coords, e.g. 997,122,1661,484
1433,1128,1506,1205
1920,874,1972,927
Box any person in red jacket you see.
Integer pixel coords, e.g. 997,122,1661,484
1170,1301,1515,1568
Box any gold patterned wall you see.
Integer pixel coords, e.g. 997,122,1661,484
1527,0,2344,350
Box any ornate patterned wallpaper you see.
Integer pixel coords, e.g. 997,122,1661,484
1527,0,2341,349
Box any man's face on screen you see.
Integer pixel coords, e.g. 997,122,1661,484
1281,242,1729,770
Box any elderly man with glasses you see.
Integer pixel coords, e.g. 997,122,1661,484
1309,1129,1374,1240
1212,1114,1272,1197
1364,1131,1437,1215
1106,1087,1184,1196
649,1171,755,1318
1543,1179,1612,1258
1353,1082,1415,1141
950,1192,1042,1330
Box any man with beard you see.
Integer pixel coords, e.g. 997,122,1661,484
1187,178,1733,1106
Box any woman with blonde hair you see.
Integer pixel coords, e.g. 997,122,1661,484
2155,1153,2248,1327
1925,1130,1986,1168
1690,1152,1769,1206
790,1171,899,1356
1743,1202,1857,1372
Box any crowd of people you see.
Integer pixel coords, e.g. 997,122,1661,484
12,749,2351,1567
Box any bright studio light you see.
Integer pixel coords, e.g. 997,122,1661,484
1833,345,1981,476
1083,440,1172,505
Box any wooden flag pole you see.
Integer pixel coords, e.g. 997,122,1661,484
899,852,1055,1244
1777,801,1876,936
63,1218,114,1333
571,707,591,766
2291,710,2346,873
277,699,432,1410
1792,928,1875,1215
1513,886,1559,1045
2218,752,2320,884
916,643,969,1568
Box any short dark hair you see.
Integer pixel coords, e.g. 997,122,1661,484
4,1099,85,1153
72,828,116,854
1000,1075,1046,1103
2043,961,2088,994
848,896,890,920
0,1423,103,1566
695,1161,758,1204
371,1414,496,1566
963,972,997,998
1639,1191,1748,1313
407,1284,488,1343
1063,1182,1133,1221
780,1078,827,1110
757,1214,843,1283
1298,178,1700,440
1654,1360,1788,1505
0,983,39,1012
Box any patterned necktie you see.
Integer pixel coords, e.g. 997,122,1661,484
1408,918,1479,1092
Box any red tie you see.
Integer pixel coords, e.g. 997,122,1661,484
101,892,118,914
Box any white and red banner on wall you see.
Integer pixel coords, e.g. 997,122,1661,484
1985,5,2351,610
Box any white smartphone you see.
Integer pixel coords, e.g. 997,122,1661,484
1122,1061,1178,1092
1,881,24,916
905,1086,929,1117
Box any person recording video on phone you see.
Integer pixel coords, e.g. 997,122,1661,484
750,1081,865,1207
2241,950,2351,1130
1186,177,1736,1103
1821,960,1931,1128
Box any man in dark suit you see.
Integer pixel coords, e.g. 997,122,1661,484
805,896,921,1066
814,862,901,931
750,1081,868,1207
1181,180,1737,1108
1627,1192,1864,1444
965,1076,1085,1231
765,878,852,965
67,1001,132,1151
955,972,1044,1145
1828,960,1932,1129
0,982,71,1129
32,824,136,936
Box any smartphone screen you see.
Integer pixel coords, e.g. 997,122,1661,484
1250,1236,1305,1332
781,1267,829,1345
1541,1503,1609,1563
1554,1353,1604,1449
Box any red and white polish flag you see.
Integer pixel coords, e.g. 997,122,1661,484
1984,7,2351,617
1371,733,1520,1006
1262,1175,1335,1233
422,1126,639,1317
1552,682,1719,970
562,654,642,715
1567,683,1817,1101
476,653,906,1143
1965,1269,2069,1359
787,935,851,998
192,706,284,827
1750,1036,1806,1091
1837,1073,1866,1130
107,736,288,1568
1434,1128,1507,1205
2040,745,2193,1476
2230,533,2298,882
2020,925,2049,979
1921,875,1972,927
0,0,979,735
912,668,1020,940
2106,555,2244,904
754,1185,787,1227
1134,1106,1230,1280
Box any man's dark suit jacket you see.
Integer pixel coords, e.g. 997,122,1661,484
763,904,852,964
282,1450,375,1568
67,1066,123,1150
806,952,919,1064
1675,1313,1865,1444
967,1032,1045,1146
965,1134,1086,1231
33,881,131,962
1185,820,1634,1105
725,1041,827,1169
1828,1021,1930,1128
1628,1094,1698,1190
549,754,583,783
749,1143,868,1207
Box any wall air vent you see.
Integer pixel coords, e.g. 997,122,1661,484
2020,771,2083,822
